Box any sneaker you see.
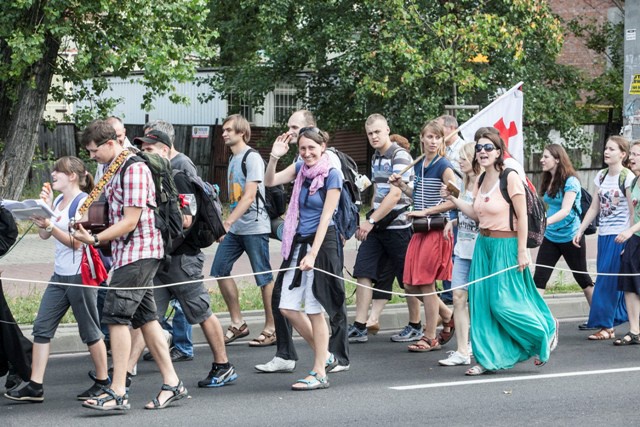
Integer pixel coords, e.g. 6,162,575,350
4,374,22,391
325,353,339,372
255,357,296,373
77,382,108,401
347,324,368,343
198,363,238,388
328,363,350,373
390,325,424,342
170,347,194,362
3,381,44,403
578,322,598,331
438,351,471,366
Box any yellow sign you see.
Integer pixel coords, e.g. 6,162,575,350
630,74,640,95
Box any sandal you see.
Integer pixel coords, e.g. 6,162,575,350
248,330,277,347
145,380,188,410
588,328,615,340
82,388,130,411
465,365,490,376
613,332,640,346
534,356,546,367
224,322,250,344
366,322,380,335
291,371,330,391
408,337,441,353
438,315,455,345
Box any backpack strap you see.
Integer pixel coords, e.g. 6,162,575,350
599,167,629,194
240,148,267,218
54,192,88,220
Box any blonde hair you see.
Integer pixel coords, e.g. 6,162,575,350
459,142,482,190
420,120,446,157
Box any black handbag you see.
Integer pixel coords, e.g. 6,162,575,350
365,206,408,231
412,216,448,233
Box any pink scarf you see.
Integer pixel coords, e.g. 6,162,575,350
281,153,332,260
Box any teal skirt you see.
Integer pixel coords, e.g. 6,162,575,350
469,236,556,371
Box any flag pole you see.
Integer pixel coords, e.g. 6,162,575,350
396,81,524,176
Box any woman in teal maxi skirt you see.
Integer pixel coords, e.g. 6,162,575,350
444,129,557,375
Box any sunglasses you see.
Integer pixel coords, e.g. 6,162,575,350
475,143,497,153
299,126,326,143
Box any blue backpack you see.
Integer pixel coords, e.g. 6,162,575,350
314,169,360,242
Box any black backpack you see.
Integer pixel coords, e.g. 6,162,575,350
121,152,184,254
0,204,18,257
571,187,597,235
327,147,362,209
240,148,287,219
478,168,546,248
173,170,226,248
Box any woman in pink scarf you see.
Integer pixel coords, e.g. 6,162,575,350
265,127,343,390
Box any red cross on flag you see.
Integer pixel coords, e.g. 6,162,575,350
459,82,524,165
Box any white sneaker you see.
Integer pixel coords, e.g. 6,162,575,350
254,356,296,373
438,351,471,366
328,363,350,373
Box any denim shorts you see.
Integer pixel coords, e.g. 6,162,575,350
451,255,471,292
210,232,273,287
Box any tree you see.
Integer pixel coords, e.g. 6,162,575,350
0,0,214,199
207,0,583,145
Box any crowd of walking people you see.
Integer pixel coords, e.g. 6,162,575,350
2,109,640,412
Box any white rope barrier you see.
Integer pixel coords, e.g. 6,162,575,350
1,262,639,297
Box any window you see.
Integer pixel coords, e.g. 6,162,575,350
227,92,254,123
273,84,300,124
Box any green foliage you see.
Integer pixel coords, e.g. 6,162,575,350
206,0,582,145
1,0,216,123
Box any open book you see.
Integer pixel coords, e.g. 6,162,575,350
1,199,56,221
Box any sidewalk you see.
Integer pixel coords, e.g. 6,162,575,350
2,232,596,354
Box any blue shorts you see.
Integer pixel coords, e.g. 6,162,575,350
210,232,273,287
451,255,471,292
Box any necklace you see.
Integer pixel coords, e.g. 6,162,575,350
479,178,500,203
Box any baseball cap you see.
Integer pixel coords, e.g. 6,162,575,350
133,130,172,149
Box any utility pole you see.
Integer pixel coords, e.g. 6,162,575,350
624,0,640,139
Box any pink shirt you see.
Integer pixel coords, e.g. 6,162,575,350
105,158,163,269
473,171,525,232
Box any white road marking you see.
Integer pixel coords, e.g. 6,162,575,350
390,366,640,390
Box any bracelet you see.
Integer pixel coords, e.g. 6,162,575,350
270,153,281,160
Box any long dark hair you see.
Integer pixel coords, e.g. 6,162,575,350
539,144,577,198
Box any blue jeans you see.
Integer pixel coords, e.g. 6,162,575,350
210,232,273,286
159,300,193,357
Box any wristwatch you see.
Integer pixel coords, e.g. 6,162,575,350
45,222,54,233
93,234,100,247
368,217,376,225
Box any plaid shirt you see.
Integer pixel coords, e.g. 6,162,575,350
105,158,163,269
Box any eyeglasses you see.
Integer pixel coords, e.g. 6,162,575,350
97,134,117,146
475,143,496,153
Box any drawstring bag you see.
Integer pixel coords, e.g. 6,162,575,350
81,244,108,286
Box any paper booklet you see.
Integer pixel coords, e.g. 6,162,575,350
1,199,56,221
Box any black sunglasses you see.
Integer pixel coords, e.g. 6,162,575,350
475,143,497,153
97,134,117,146
299,126,326,143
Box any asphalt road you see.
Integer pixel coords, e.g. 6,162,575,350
3,319,639,426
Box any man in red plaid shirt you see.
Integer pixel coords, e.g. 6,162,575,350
74,119,187,411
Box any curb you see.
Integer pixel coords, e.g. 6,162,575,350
22,293,590,355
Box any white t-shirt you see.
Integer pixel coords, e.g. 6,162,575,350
594,169,634,235
52,194,87,276
454,188,479,260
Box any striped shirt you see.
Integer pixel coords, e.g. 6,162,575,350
412,156,453,218
371,143,414,229
105,159,163,269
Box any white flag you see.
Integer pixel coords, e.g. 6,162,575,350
459,82,524,165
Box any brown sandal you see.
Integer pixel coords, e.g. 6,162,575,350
248,330,277,347
588,328,615,340
408,337,441,353
438,315,455,345
224,322,250,344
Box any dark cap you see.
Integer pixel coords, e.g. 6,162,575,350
133,130,172,149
